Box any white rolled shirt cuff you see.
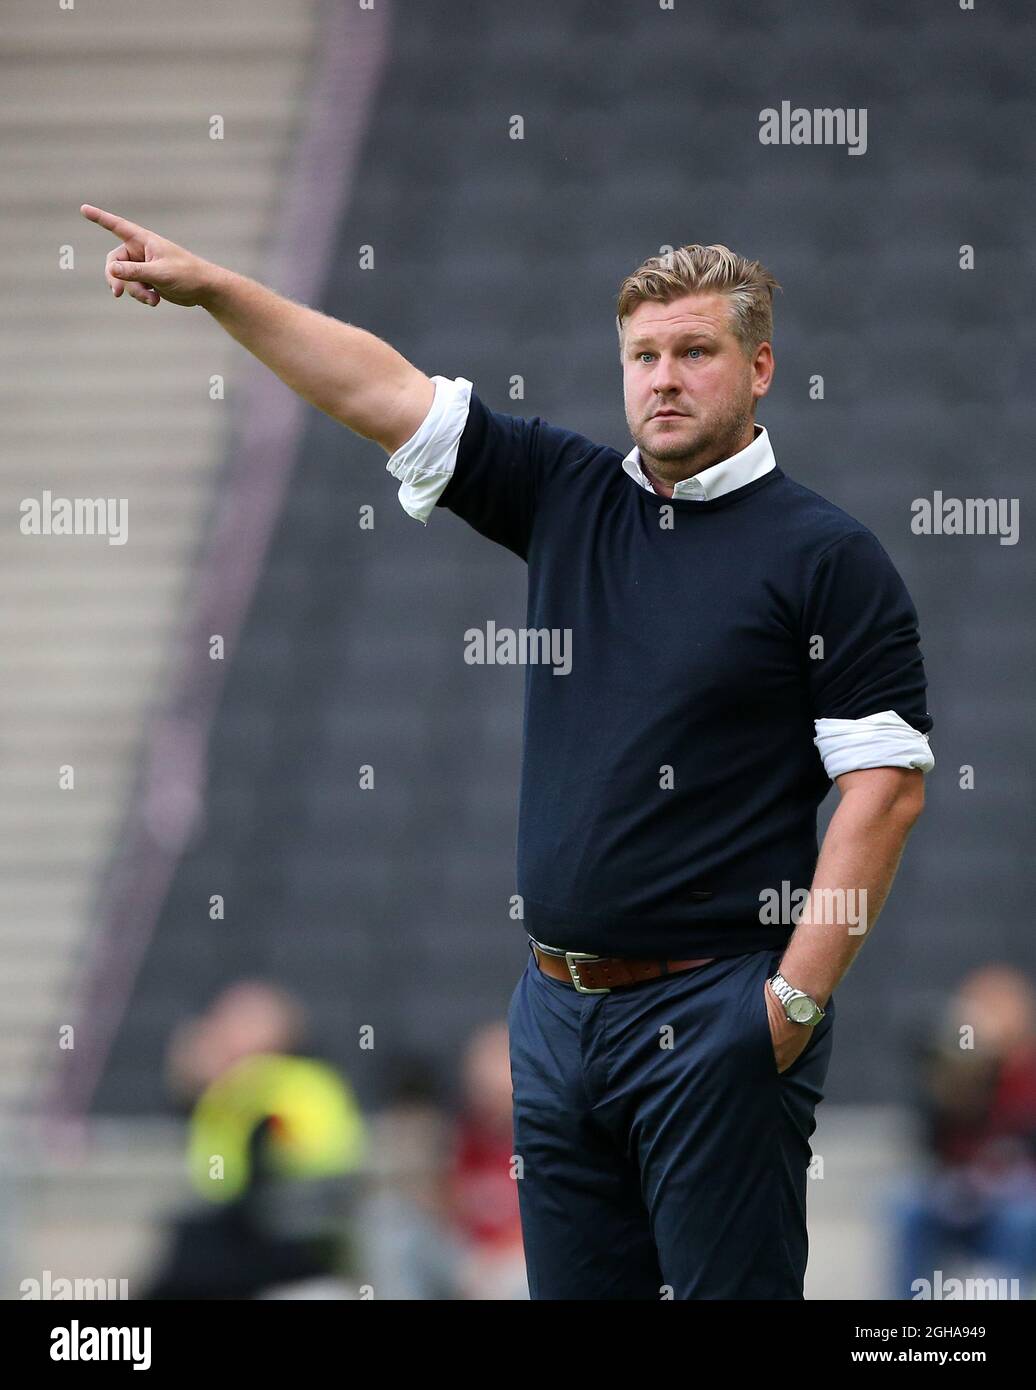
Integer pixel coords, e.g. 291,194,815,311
813,709,935,779
384,375,473,524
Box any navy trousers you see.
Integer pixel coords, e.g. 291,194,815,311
507,943,836,1299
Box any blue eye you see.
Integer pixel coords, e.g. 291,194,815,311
638,348,703,362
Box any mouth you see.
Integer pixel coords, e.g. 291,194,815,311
653,411,687,419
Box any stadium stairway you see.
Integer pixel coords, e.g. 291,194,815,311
0,0,323,1113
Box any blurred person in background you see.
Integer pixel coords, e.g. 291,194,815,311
357,1029,527,1299
444,1022,527,1299
356,1057,465,1299
887,965,1036,1299
142,981,365,1299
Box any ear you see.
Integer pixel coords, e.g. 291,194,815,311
751,341,775,399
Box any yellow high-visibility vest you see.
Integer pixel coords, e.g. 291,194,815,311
188,1053,365,1201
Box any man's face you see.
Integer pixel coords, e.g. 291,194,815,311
621,291,774,485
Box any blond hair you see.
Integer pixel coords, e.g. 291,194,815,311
616,244,781,358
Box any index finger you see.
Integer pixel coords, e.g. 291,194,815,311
80,204,142,241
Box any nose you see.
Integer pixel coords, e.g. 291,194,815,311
649,354,681,397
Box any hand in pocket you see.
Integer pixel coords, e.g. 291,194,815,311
763,979,816,1074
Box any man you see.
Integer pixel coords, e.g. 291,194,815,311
81,209,934,1298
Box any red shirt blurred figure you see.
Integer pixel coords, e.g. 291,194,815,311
448,1118,524,1246
924,966,1036,1202
444,1022,527,1298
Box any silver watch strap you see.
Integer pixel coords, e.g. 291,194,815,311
769,971,825,1023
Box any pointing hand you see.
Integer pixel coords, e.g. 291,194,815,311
80,204,217,308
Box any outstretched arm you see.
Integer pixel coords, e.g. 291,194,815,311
79,204,434,453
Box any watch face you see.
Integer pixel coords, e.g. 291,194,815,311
788,996,815,1024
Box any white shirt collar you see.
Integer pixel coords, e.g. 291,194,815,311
621,422,776,500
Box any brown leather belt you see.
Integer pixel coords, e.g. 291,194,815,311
529,939,716,994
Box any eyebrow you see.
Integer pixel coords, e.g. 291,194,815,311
626,332,717,350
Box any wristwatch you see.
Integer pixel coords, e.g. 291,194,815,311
767,971,825,1026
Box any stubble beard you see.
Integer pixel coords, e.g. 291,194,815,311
634,387,755,486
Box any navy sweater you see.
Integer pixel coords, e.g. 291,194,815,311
437,391,933,957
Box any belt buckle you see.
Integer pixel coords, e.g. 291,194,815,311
564,951,610,995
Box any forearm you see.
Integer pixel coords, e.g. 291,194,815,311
199,265,419,441
779,783,922,1007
